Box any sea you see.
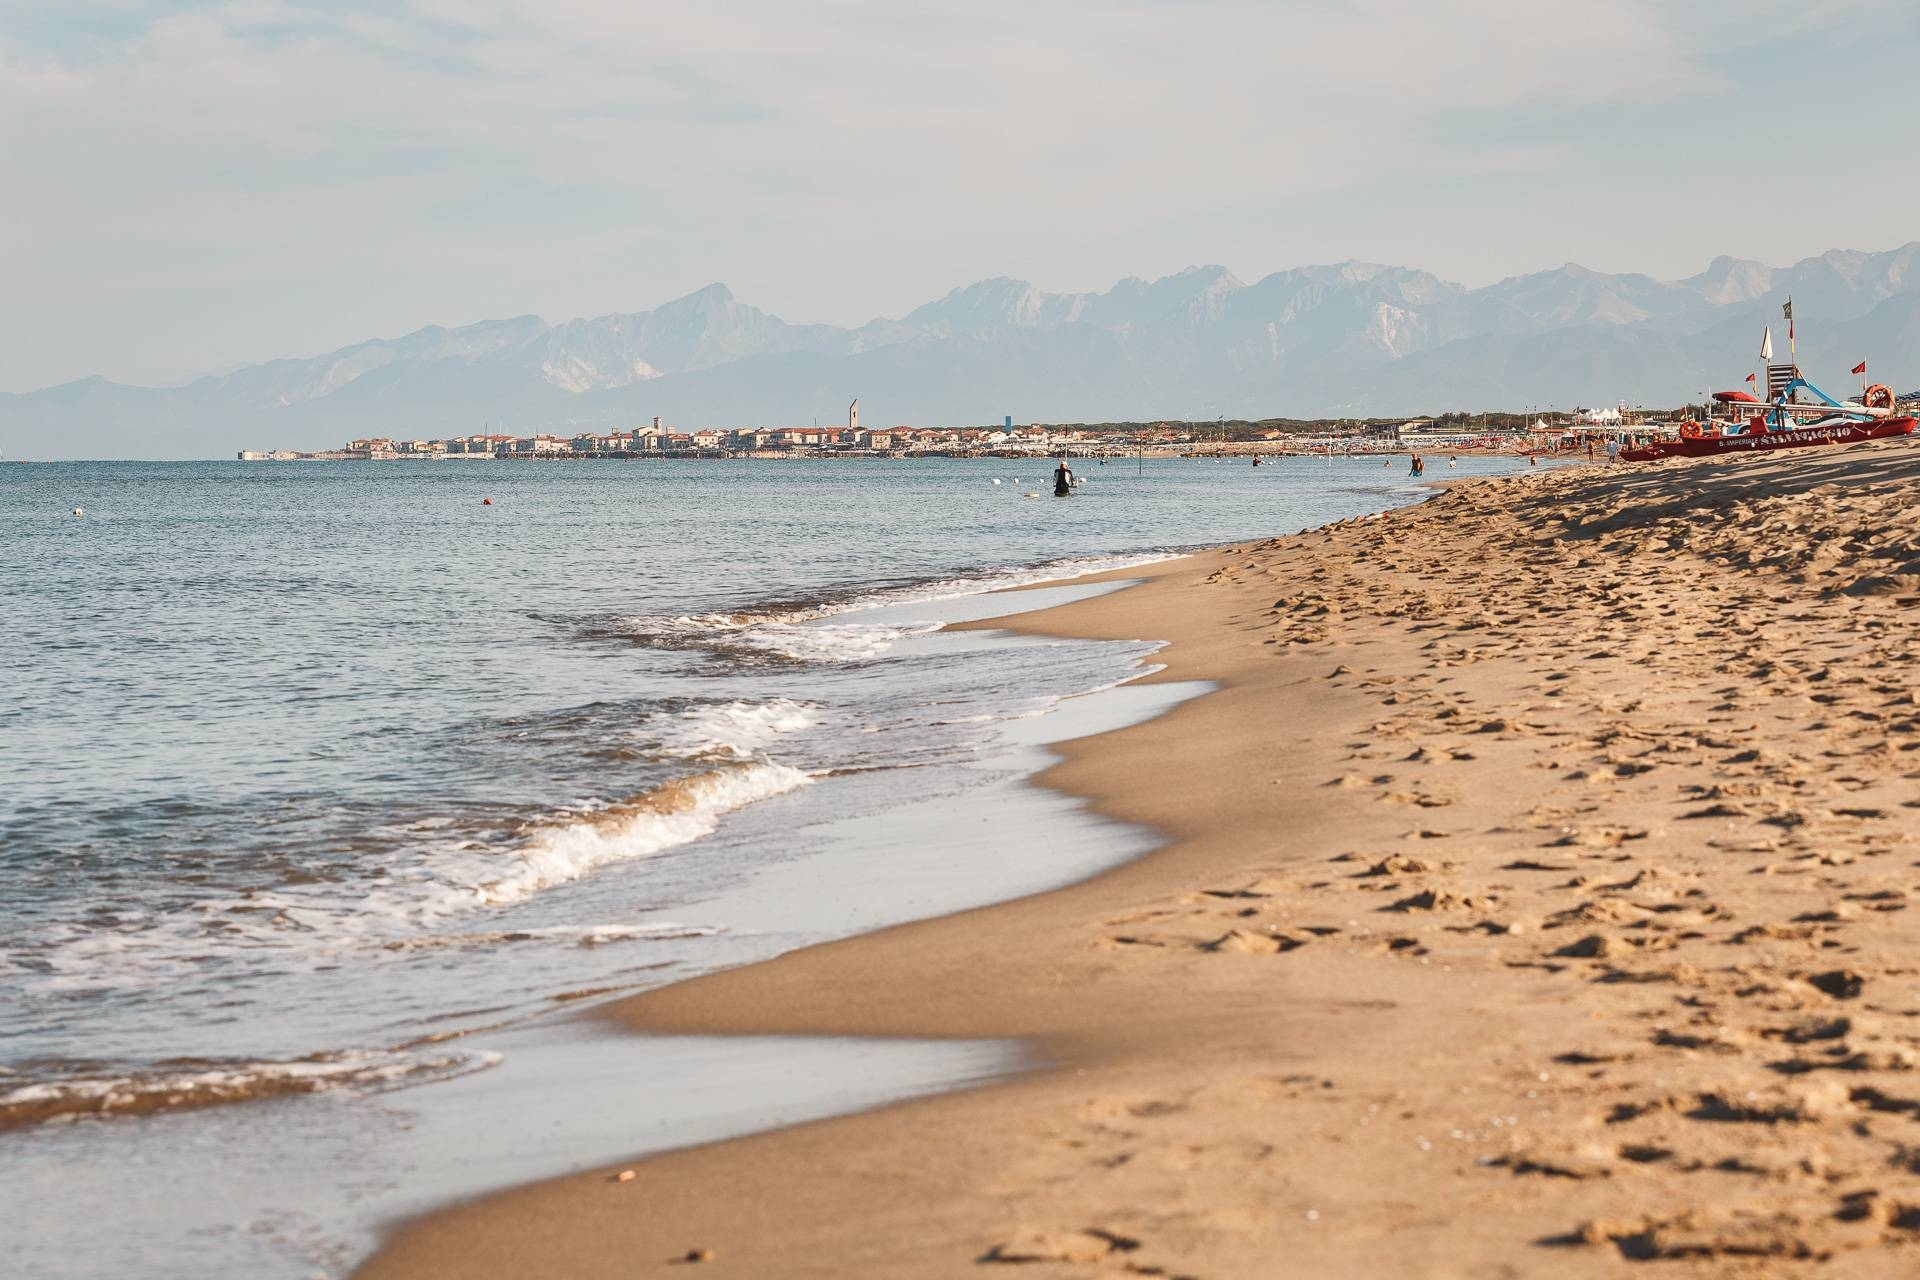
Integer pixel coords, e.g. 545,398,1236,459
0,453,1521,1277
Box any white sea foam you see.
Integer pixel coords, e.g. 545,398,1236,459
0,1047,501,1128
468,762,812,908
377,922,725,953
627,550,1178,662
9,549,1167,1007
644,697,819,759
734,619,943,661
11,761,807,991
633,613,942,662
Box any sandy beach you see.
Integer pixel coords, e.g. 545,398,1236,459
359,440,1920,1278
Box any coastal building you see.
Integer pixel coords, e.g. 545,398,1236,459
848,399,859,434
305,417,1443,464
774,427,833,448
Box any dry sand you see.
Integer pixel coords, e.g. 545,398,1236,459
360,441,1920,1278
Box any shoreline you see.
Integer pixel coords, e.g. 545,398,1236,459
14,453,1504,1280
5,578,1193,1280
363,442,1920,1277
353,474,1506,1276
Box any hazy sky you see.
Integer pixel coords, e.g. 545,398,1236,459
5,0,1918,390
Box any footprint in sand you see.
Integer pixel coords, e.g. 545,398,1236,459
978,1228,1141,1265
1381,791,1454,808
1199,928,1312,955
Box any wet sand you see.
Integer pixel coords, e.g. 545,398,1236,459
360,440,1920,1278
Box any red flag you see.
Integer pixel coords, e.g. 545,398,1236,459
1746,373,1756,383
1852,360,1868,375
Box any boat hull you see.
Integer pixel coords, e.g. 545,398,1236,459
1621,416,1915,462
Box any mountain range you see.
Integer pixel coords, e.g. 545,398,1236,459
6,244,1918,459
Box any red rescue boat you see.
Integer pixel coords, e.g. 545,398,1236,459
1621,414,1915,461
1621,322,1913,460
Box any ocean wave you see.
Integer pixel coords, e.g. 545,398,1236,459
9,762,805,990
611,549,1178,662
468,762,812,908
376,921,725,953
0,1047,500,1131
640,697,820,759
727,618,944,662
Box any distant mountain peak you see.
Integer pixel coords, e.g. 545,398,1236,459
12,242,1920,459
1329,260,1393,280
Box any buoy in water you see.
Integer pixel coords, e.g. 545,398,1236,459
72,506,84,517
482,498,492,505
992,478,1002,485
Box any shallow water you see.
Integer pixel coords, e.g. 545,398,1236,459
1,453,1521,1275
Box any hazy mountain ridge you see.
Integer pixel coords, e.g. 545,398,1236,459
7,243,1920,459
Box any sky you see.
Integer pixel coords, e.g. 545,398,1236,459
4,0,1919,391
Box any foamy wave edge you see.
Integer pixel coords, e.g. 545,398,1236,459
0,1047,501,1130
472,762,813,908
623,549,1180,662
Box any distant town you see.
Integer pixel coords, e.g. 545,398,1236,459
239,402,1717,461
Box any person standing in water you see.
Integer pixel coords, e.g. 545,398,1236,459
1052,457,1074,496
1408,452,1425,477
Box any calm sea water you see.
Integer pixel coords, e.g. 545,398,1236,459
1,453,1518,1275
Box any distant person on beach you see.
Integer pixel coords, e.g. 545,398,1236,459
1605,438,1620,465
1586,439,1595,461
1052,458,1073,496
